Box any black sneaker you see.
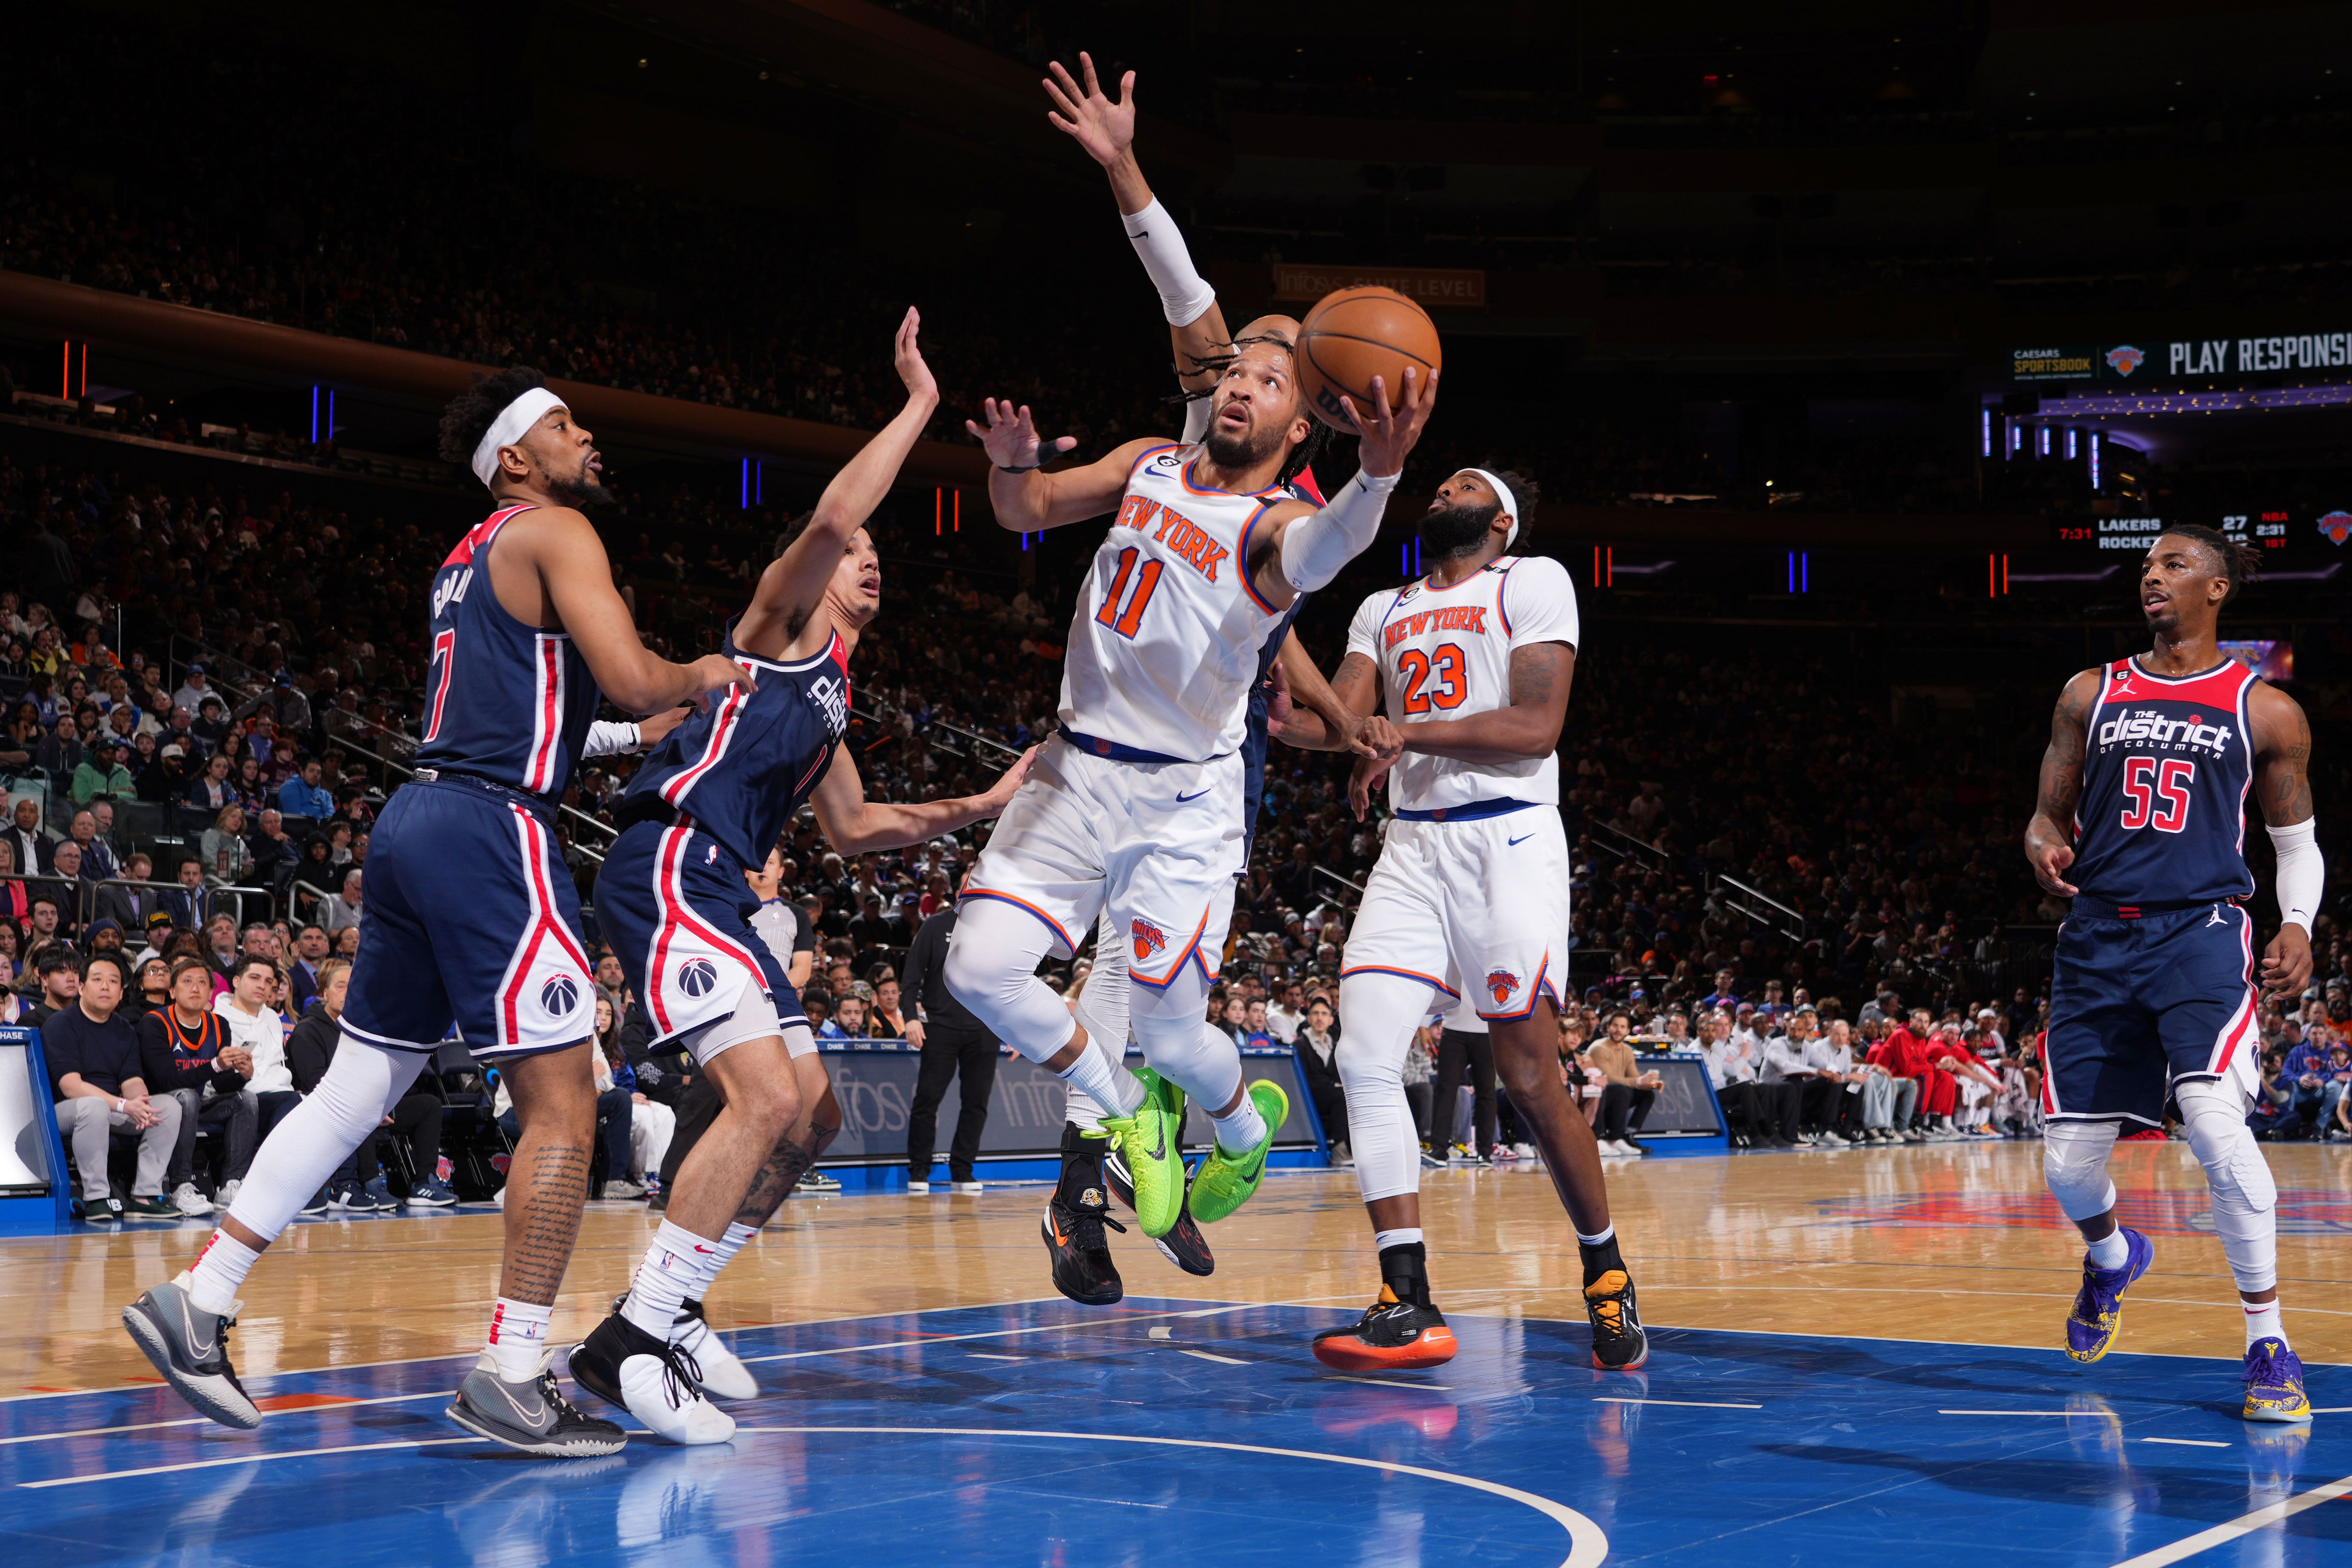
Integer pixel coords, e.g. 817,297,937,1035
123,1194,184,1220
1043,1123,1124,1306
1311,1287,1460,1371
121,1272,260,1428
76,1195,126,1223
297,1186,332,1216
1585,1269,1650,1370
446,1349,628,1457
1105,1142,1214,1277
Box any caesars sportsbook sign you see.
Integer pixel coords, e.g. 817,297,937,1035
1272,265,1486,309
2012,331,2352,383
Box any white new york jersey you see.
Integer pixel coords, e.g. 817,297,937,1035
1058,442,1288,763
1346,554,1580,813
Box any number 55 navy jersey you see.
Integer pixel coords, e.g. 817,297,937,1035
2070,656,2258,907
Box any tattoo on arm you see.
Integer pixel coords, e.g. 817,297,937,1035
2263,697,2315,825
1509,645,1560,709
1329,652,1380,713
2028,677,2092,846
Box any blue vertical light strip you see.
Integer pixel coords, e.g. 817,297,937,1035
310,386,319,444
1414,538,1422,576
328,389,336,440
2010,420,2022,454
740,458,750,510
1981,408,1991,458
1787,551,1795,593
2089,432,2101,489
1802,552,1809,593
2037,426,2050,457
2066,428,2078,460
1401,542,1409,576
755,461,763,506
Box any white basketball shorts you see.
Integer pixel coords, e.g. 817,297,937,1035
1341,805,1572,1020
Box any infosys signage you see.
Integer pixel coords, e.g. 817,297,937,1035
2012,333,2352,383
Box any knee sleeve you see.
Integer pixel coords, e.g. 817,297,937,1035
2174,1077,2279,1293
1337,972,1429,1205
1129,968,1241,1111
2042,1119,2121,1222
1067,913,1132,1133
943,897,1077,1064
226,1041,425,1243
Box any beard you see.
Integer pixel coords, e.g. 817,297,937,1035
1203,415,1281,472
1418,500,1501,563
542,457,615,513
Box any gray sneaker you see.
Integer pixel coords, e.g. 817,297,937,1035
446,1351,628,1458
121,1272,260,1429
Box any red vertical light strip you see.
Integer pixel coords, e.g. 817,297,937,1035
934,488,942,537
1607,546,1614,588
80,343,88,397
2003,554,2010,594
1592,545,1601,588
954,490,961,533
61,341,70,398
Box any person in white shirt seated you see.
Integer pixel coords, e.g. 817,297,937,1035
1801,1012,1871,1145
1758,1011,1844,1147
214,956,297,1139
1698,1011,1767,1148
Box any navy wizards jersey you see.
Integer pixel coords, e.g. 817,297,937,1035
623,619,851,873
416,504,599,800
1238,469,1322,843
2071,655,2259,907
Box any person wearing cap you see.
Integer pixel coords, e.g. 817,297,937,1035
171,664,211,717
73,735,135,806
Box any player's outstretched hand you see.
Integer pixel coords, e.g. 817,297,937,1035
1043,52,1136,168
2027,839,2078,898
965,398,1077,472
680,653,756,713
638,705,691,747
2261,923,2313,1003
894,306,938,406
980,745,1039,812
1349,747,1398,821
1341,366,1440,480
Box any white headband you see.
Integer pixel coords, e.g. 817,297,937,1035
1461,467,1519,548
469,387,567,489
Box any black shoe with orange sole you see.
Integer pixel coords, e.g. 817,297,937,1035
1105,1142,1215,1277
1585,1269,1649,1370
1312,1286,1460,1371
1044,1123,1125,1306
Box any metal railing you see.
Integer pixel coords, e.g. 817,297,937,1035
1585,819,1672,877
1715,874,1806,946
74,873,276,931
1310,865,1366,907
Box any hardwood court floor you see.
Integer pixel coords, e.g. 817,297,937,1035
5,1138,2346,1396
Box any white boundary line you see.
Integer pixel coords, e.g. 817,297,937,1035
1594,1397,1761,1409
0,1391,447,1448
729,1426,1609,1568
2139,1438,2230,1449
20,1436,485,1487
2110,1469,2352,1567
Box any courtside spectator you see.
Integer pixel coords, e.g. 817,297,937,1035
47,951,182,1220
136,955,258,1217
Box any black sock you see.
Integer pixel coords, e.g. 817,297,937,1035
1377,1240,1432,1309
1578,1231,1626,1287
1056,1123,1107,1212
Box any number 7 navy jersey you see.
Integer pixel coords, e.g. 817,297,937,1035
2070,655,2258,906
416,504,599,800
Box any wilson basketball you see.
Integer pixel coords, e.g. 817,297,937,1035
1295,286,1443,432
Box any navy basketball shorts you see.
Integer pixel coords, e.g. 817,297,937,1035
2044,899,2260,1127
341,777,598,1060
597,818,801,1066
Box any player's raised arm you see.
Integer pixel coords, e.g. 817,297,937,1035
968,405,1152,533
514,509,753,716
1247,367,1439,612
739,309,939,652
806,741,1036,856
2249,681,2322,999
2023,668,2103,898
1043,53,1231,401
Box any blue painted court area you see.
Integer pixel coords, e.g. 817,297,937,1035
3,1299,2346,1567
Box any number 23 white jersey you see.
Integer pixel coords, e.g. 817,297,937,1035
1346,554,1580,813
1059,442,1287,763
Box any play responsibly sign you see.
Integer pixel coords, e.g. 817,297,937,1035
2011,332,2352,383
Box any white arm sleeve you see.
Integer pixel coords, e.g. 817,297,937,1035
582,720,643,758
2267,817,2323,935
1123,198,1218,328
1181,395,1213,444
1279,469,1400,593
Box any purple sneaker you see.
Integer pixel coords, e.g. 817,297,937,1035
2242,1338,2313,1424
2065,1226,2154,1364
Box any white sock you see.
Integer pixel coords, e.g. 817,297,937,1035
623,1220,719,1338
1210,1093,1267,1158
683,1221,760,1328
2245,1299,2286,1350
185,1228,261,1317
1576,1224,1614,1248
1061,1040,1145,1119
1373,1227,1423,1251
2085,1228,2130,1271
485,1296,553,1382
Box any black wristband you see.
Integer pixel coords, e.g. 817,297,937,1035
996,462,1041,473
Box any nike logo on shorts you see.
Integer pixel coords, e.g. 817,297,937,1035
1176,788,1211,803
1507,833,1534,846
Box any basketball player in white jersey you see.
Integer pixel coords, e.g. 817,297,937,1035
1038,50,1381,1298
1286,468,1650,1373
949,309,1436,1259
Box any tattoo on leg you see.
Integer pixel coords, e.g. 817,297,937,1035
502,1142,591,1305
735,1131,818,1230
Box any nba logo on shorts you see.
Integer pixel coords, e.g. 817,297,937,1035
1486,969,1520,1007
539,975,579,1016
679,959,720,998
1131,919,1167,962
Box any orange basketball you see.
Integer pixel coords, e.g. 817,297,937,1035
1295,286,1443,432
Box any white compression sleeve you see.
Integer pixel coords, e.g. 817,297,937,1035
2267,818,2322,934
582,720,642,758
1336,971,1431,1204
2173,1077,2279,1294
1123,197,1218,327
1181,392,1213,445
1280,469,1400,592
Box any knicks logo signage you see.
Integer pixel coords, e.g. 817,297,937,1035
2105,344,2146,376
2321,511,2352,545
1486,969,1520,1007
1131,919,1167,962
1383,604,1489,649
2098,707,2234,756
1114,496,1229,583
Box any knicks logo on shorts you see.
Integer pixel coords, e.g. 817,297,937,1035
539,975,579,1016
1486,969,1521,1007
1132,919,1167,962
678,959,721,998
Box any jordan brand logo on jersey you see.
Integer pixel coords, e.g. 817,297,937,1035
1487,969,1521,1007
2207,905,2226,927
1131,919,1167,962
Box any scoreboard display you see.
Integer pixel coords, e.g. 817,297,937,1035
2052,506,2339,559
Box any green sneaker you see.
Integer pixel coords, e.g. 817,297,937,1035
1100,1070,1186,1238
1188,1081,1287,1225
